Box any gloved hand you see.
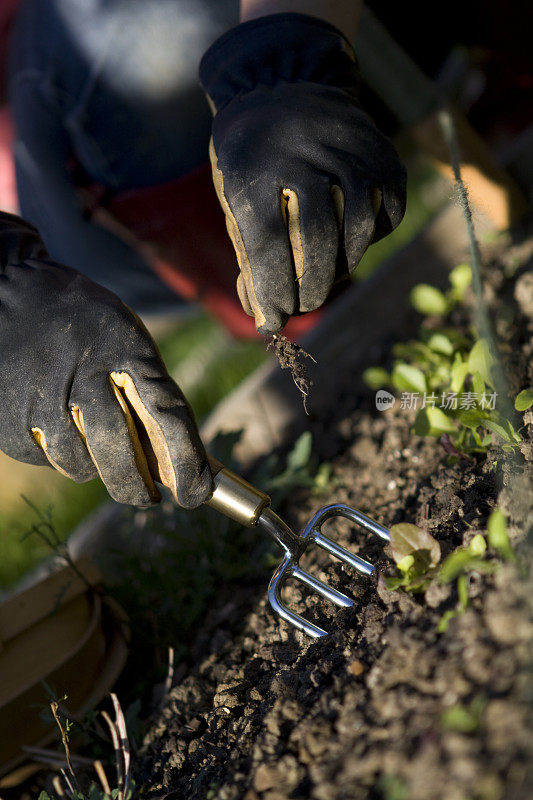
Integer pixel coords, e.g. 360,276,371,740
200,13,406,334
0,212,212,508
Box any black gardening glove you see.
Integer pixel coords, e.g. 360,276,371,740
0,213,212,507
200,13,406,334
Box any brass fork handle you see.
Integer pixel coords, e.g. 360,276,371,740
205,456,270,527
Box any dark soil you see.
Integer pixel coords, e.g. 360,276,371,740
133,236,533,800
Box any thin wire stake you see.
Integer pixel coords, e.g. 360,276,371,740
438,107,514,423
438,108,490,338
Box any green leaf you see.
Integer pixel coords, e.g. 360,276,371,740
413,408,430,436
442,705,478,732
449,263,472,295
470,428,483,447
515,388,533,411
385,574,408,591
458,408,489,430
397,554,415,573
437,608,458,633
362,366,391,390
457,573,469,609
428,363,453,390
313,462,332,493
410,549,435,575
88,784,107,800
410,284,449,316
467,340,494,387
450,357,470,393
483,417,514,443
393,340,434,363
391,363,426,394
426,332,454,356
441,697,485,734
472,371,486,398
389,523,441,567
505,419,522,443
286,431,312,472
414,406,456,437
428,406,457,434
439,549,484,583
469,534,487,556
377,774,409,800
487,509,515,562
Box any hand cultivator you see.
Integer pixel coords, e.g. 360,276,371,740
149,454,390,637
203,460,391,638
115,388,391,638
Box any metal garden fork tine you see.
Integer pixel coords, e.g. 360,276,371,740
268,556,332,638
258,502,391,638
311,532,375,576
305,503,391,577
303,504,391,544
290,565,354,607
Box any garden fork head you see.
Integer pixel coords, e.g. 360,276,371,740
258,504,390,637
203,460,391,638
146,451,390,638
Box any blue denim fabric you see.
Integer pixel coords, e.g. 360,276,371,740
8,0,239,312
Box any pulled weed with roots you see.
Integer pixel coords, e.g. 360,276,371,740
266,333,316,413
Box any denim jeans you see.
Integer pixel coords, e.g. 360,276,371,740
8,0,239,312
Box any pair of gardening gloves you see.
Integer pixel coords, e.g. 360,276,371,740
0,14,405,507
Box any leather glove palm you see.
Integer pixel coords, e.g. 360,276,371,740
0,213,212,507
200,13,406,334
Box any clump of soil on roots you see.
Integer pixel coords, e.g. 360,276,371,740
266,334,315,413
134,235,533,800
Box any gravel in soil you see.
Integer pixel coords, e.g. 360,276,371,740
133,235,533,800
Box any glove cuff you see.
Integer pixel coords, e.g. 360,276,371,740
199,12,359,112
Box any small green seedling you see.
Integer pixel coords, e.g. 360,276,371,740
441,694,486,734
384,510,515,632
377,773,409,800
384,523,441,593
487,508,515,562
363,264,526,456
514,388,533,412
436,530,500,632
